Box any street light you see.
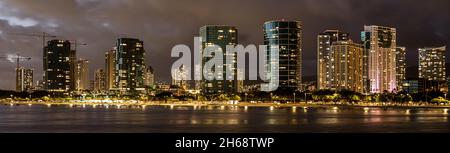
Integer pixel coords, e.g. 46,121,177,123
304,92,307,103
245,93,248,102
270,93,273,102
293,93,296,103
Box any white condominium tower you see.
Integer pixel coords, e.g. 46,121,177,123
361,25,397,93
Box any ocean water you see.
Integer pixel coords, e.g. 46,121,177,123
0,104,449,133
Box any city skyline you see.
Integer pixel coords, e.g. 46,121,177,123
0,0,449,90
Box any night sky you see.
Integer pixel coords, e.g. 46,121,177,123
0,0,449,90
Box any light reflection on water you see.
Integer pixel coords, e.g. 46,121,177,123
0,104,449,133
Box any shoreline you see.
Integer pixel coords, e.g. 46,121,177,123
1,101,450,109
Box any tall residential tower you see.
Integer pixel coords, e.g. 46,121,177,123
396,47,406,91
105,48,116,90
330,40,364,93
94,69,106,92
361,25,397,93
16,67,33,92
419,46,446,81
74,58,89,91
317,30,349,90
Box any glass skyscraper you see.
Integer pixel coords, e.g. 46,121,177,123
199,25,238,94
43,40,74,92
263,20,302,91
115,38,146,93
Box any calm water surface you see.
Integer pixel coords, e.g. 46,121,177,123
0,104,449,133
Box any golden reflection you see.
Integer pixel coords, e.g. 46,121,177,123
364,107,370,113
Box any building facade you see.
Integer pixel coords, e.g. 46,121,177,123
317,30,349,90
330,40,364,93
396,47,406,91
43,40,74,92
74,59,89,91
200,25,238,94
33,80,45,91
114,38,146,93
263,20,302,91
172,65,189,89
402,79,419,94
16,67,33,92
105,48,116,90
94,69,106,92
419,46,446,81
361,25,397,93
144,66,155,87
403,78,447,94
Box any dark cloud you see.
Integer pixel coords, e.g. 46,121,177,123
0,0,448,89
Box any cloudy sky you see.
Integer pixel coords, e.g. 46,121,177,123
0,0,449,90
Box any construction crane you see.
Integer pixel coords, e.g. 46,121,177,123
7,32,57,50
69,40,88,51
0,54,32,70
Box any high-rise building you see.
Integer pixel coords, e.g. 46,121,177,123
105,48,116,90
237,68,244,93
172,65,189,89
330,40,364,93
419,46,446,81
89,80,95,91
317,30,349,90
16,67,33,92
74,59,89,91
94,69,106,92
396,47,406,91
264,20,302,91
200,25,238,94
144,66,155,87
361,25,397,93
43,40,74,92
115,38,146,92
